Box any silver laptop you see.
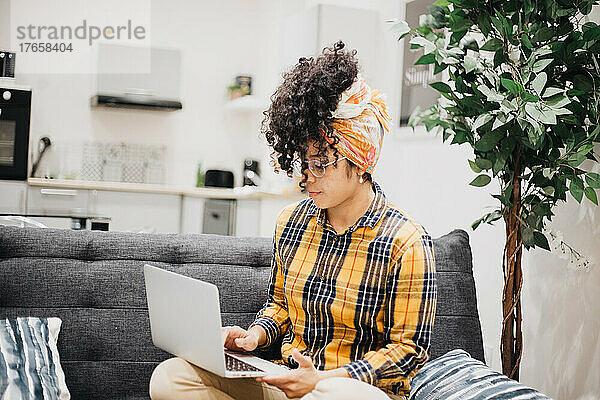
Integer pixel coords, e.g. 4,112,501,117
144,264,288,378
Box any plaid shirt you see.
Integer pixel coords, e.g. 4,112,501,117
250,182,436,395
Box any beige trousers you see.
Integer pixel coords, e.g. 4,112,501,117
149,357,407,400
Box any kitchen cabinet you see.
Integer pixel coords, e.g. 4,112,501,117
180,195,205,234
89,190,180,233
235,199,261,237
27,185,90,216
16,179,304,235
0,180,27,214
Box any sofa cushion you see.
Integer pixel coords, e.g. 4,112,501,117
409,349,549,400
0,317,70,399
430,230,484,362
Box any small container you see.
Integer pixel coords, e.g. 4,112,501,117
235,76,252,95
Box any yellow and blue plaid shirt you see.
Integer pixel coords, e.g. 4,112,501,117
250,182,436,395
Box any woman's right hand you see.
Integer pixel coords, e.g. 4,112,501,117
221,325,261,352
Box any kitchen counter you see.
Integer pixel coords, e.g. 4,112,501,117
27,178,305,200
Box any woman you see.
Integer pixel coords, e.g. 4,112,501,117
150,41,436,400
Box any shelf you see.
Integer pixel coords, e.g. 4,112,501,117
224,95,268,112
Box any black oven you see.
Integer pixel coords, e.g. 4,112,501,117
0,87,31,180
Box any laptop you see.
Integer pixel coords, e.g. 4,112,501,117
144,264,289,378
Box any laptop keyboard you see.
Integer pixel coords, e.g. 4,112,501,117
225,354,264,372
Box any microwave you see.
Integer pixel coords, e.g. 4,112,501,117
0,86,31,180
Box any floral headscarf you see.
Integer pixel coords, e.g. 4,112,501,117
322,73,392,174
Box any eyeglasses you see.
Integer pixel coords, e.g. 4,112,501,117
293,156,347,178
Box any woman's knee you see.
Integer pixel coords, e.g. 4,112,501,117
149,357,201,400
302,377,390,400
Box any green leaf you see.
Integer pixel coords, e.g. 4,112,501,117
388,19,411,39
501,78,522,95
525,103,557,125
475,130,504,152
586,173,600,189
415,53,436,65
470,174,491,187
542,87,564,98
451,18,473,32
579,0,594,15
542,186,555,196
468,160,482,173
532,26,555,42
557,7,577,17
583,25,600,41
410,36,436,53
475,158,493,170
472,114,493,132
542,168,554,179
480,38,503,51
493,139,515,174
568,153,587,168
503,183,514,201
492,114,511,130
471,216,484,230
584,187,598,205
433,0,452,5
573,74,594,91
527,123,545,147
570,178,584,203
434,62,448,74
490,16,504,34
430,82,453,93
547,96,570,109
521,34,533,49
484,210,503,223
522,226,535,246
531,72,547,95
464,39,479,51
522,92,540,102
533,231,550,251
464,55,477,73
479,85,504,102
532,59,552,73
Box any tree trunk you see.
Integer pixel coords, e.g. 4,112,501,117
501,144,523,380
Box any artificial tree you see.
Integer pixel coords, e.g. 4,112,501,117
392,0,600,380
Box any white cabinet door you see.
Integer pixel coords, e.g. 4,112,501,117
89,190,181,233
27,186,89,216
0,180,27,214
235,199,260,237
180,196,204,234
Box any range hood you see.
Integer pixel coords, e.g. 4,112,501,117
90,94,182,111
91,44,183,112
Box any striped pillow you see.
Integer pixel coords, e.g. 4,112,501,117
409,349,550,400
0,317,70,399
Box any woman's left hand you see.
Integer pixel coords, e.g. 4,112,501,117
256,348,321,399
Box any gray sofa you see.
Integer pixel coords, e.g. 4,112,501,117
0,225,484,399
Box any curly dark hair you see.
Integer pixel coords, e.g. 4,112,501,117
261,41,372,191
